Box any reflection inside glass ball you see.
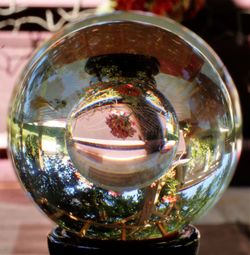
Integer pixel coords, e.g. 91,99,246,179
66,54,179,191
8,16,241,241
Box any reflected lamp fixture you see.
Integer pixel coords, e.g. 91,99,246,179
8,12,242,255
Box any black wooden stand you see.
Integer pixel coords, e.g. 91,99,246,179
48,225,200,255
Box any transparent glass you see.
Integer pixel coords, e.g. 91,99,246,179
8,12,242,240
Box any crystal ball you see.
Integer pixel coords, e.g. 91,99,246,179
8,12,242,240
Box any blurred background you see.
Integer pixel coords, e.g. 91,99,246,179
0,0,249,254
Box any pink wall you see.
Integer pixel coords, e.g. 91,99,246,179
0,31,51,148
0,1,102,149
0,1,101,178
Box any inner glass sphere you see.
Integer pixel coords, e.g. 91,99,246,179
8,12,241,240
66,54,179,191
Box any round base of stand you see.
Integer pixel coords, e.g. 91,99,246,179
48,225,200,255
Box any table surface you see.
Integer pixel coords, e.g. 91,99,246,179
0,183,249,255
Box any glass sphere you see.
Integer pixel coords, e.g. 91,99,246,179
8,12,242,240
